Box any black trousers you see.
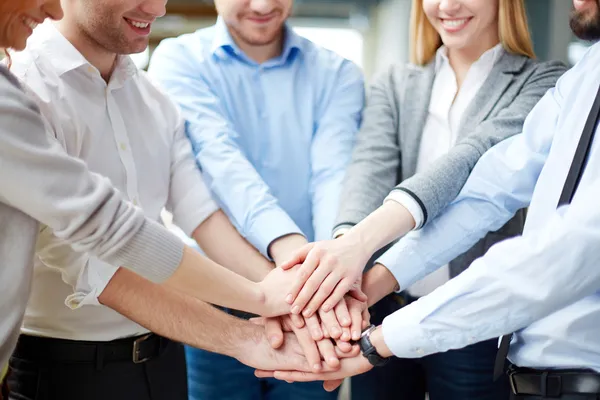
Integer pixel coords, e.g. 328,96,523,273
2,335,187,400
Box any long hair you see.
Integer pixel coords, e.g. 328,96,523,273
409,0,535,66
3,49,12,69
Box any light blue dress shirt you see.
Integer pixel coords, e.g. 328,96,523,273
378,42,600,371
148,19,364,256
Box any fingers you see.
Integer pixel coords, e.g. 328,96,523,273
323,379,344,392
362,307,371,330
348,287,368,302
335,343,360,359
347,299,365,341
319,308,342,340
299,271,340,318
279,243,314,271
304,314,324,341
289,313,305,329
316,339,340,369
288,318,322,372
265,318,284,349
320,278,354,313
334,339,353,354
333,299,351,327
287,248,322,308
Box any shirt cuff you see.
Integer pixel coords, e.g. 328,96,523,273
109,218,185,283
375,241,428,292
332,226,351,239
65,259,119,309
247,207,304,258
385,190,425,229
381,304,438,358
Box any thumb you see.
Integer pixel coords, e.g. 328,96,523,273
323,379,344,392
279,243,314,270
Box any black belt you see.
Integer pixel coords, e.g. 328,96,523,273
509,367,600,397
13,333,168,365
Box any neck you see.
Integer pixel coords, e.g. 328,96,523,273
229,28,284,64
447,31,500,88
53,20,117,82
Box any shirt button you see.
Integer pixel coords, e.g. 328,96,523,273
119,142,127,151
87,66,95,73
133,198,138,206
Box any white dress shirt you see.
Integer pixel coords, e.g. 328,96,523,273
388,44,502,297
379,42,600,371
10,22,219,341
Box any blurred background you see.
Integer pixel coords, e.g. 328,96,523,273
131,0,583,79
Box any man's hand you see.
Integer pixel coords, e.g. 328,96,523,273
280,234,371,317
255,354,373,391
268,234,308,267
257,266,304,317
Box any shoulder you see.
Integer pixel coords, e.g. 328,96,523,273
299,37,363,82
0,64,40,116
151,26,217,68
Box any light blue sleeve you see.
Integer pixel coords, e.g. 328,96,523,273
310,61,364,241
148,39,302,257
376,87,559,291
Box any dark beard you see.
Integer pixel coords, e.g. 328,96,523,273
570,1,600,41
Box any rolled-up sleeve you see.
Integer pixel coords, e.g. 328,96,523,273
167,118,219,236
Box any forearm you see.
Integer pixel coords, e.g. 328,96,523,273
362,263,399,307
163,246,267,315
193,210,274,282
269,234,309,267
99,267,260,360
345,201,415,257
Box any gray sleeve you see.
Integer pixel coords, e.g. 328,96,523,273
334,66,402,233
0,66,184,283
395,60,568,225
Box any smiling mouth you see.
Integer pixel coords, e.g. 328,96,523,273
124,17,151,30
22,16,40,31
440,17,472,30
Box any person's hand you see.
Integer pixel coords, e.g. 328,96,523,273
233,324,314,372
256,266,303,317
255,353,373,391
280,236,371,317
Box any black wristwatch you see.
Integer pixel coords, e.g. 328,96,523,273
359,325,389,367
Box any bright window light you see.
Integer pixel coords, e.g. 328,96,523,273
293,27,364,68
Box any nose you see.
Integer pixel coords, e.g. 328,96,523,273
439,0,461,13
139,0,168,18
249,0,275,14
42,0,64,21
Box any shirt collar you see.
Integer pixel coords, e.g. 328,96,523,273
30,21,138,82
210,17,303,65
434,43,504,73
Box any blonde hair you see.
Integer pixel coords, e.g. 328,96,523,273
409,0,535,66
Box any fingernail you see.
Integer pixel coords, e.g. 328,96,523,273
329,357,339,366
341,332,351,341
302,308,312,317
285,294,293,303
312,329,321,338
330,327,340,337
341,318,350,326
322,303,331,312
313,364,321,371
269,336,279,345
353,331,361,340
291,305,300,314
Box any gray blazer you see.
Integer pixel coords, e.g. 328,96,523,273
335,50,567,278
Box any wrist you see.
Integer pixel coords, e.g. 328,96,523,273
269,233,308,265
229,320,265,362
369,325,393,358
362,263,400,307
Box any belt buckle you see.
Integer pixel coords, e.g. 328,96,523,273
132,333,153,364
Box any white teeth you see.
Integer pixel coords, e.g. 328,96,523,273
443,18,469,28
127,19,150,29
23,17,38,30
